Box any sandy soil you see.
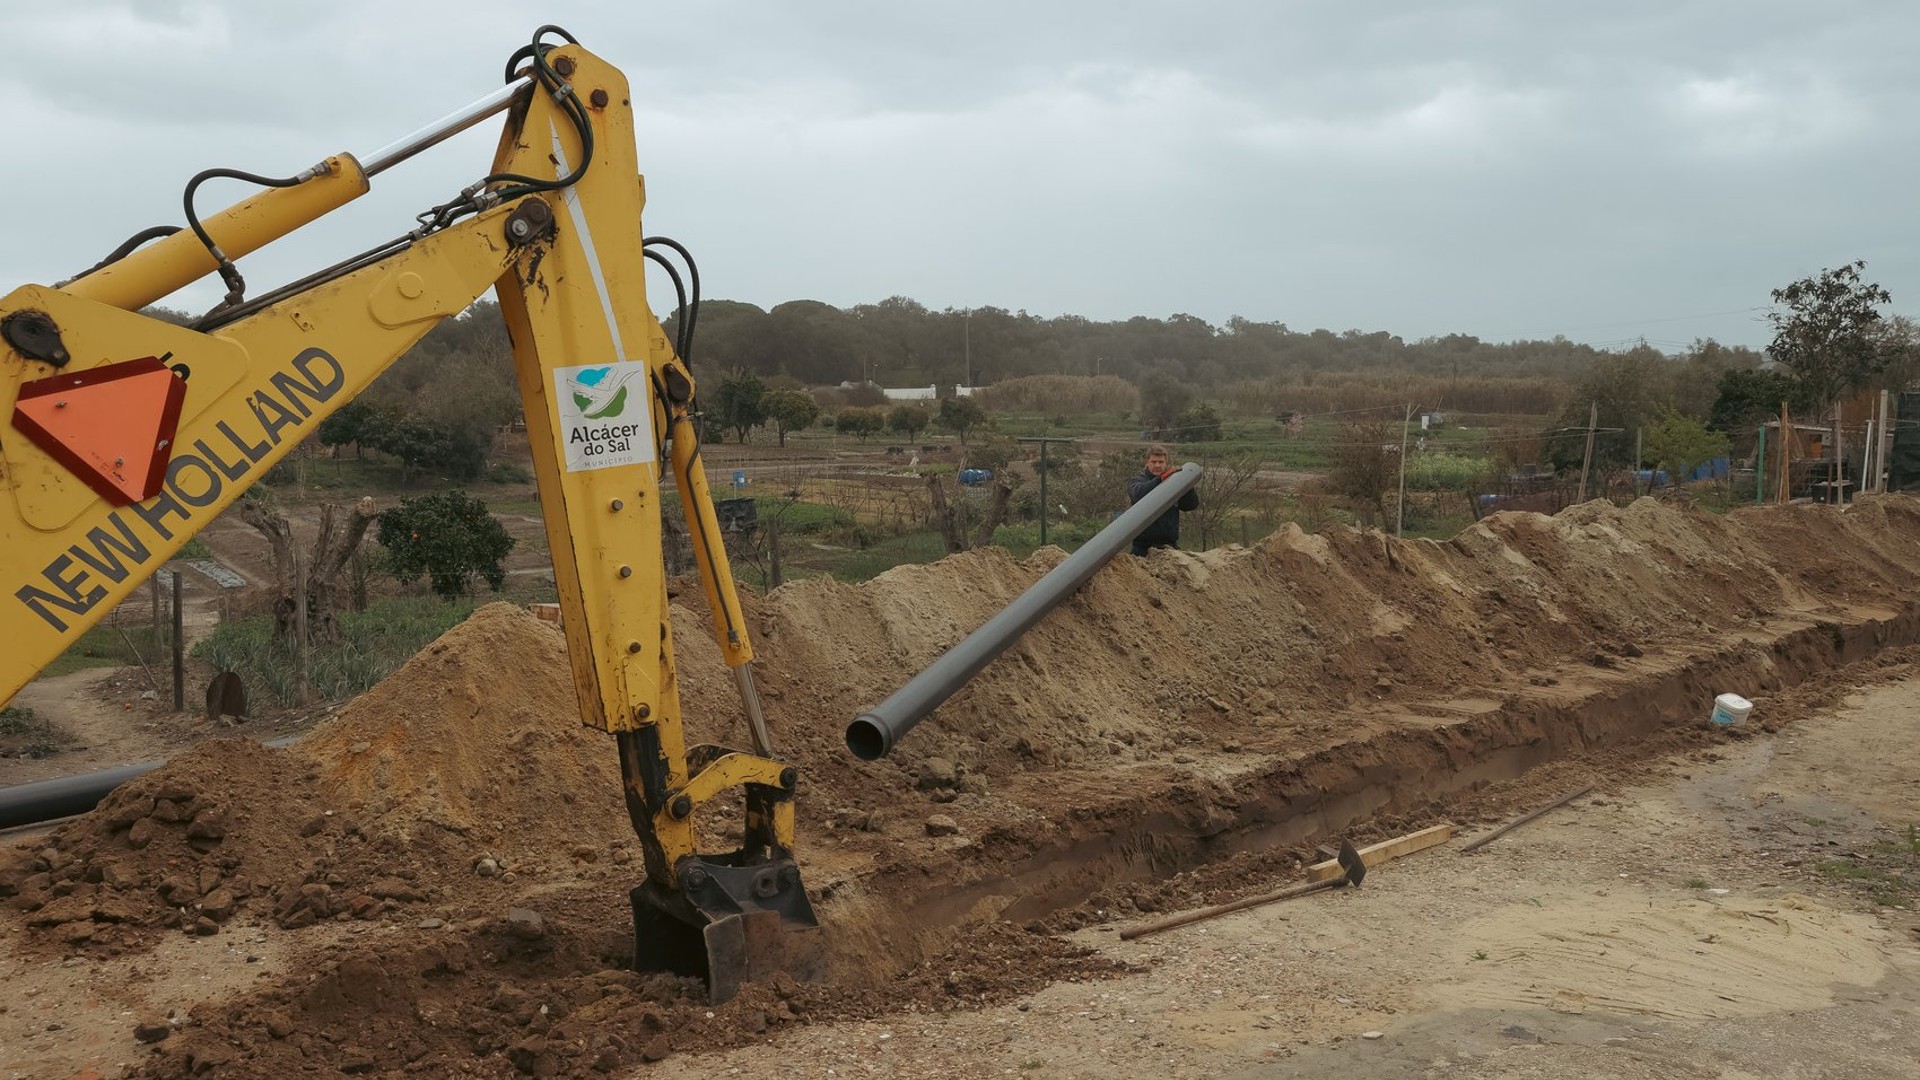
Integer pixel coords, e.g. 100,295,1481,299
4,495,1920,1078
696,684,1920,1078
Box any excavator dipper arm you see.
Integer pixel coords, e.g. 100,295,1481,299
0,27,810,1002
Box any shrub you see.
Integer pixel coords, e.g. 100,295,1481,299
375,490,515,600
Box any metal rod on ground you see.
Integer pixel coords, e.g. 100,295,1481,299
1120,839,1366,941
171,567,184,712
845,462,1204,760
1459,785,1595,853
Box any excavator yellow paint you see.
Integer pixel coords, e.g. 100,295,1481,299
0,31,811,1003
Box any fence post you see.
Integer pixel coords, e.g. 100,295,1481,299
171,568,184,712
768,517,783,589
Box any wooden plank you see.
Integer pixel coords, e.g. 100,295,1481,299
1303,823,1453,883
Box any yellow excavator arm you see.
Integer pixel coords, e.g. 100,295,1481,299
0,27,810,1002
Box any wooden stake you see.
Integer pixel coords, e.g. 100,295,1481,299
1304,823,1454,883
1460,785,1594,853
1577,402,1598,502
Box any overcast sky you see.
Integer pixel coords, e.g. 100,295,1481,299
5,1,1915,351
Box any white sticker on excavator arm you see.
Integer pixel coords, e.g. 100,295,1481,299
554,363,656,472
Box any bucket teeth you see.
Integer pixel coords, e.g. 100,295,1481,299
630,856,820,1003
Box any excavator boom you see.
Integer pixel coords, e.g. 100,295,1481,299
0,27,810,1002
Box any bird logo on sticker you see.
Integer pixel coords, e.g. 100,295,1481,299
567,365,636,419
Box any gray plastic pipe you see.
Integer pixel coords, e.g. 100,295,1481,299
845,461,1202,760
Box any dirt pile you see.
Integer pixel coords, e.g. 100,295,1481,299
11,497,1920,1077
0,606,636,955
748,497,1920,806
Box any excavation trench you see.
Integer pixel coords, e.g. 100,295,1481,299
832,602,1920,966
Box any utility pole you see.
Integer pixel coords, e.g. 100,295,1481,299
1577,402,1598,503
1018,436,1076,546
1396,403,1412,538
963,314,971,389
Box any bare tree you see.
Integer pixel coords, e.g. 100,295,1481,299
1187,454,1264,548
1328,417,1396,527
241,495,378,645
925,474,1012,552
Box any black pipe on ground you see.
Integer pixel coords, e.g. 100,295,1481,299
0,734,300,831
845,461,1203,760
0,760,164,830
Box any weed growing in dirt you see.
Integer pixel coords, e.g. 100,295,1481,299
0,704,36,734
0,704,66,758
194,595,485,706
1472,950,1489,961
1801,815,1831,828
1816,858,1909,907
1872,825,1920,856
1686,878,1710,889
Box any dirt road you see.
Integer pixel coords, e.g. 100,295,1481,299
694,682,1920,1079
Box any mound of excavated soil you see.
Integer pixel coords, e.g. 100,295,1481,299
0,607,645,952
11,496,1920,1078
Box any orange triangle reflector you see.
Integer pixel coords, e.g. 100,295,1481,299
12,357,186,505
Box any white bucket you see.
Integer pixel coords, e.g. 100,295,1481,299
1709,693,1752,726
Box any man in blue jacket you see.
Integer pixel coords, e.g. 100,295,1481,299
1127,444,1198,556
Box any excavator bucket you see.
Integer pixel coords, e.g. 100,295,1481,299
630,854,823,1004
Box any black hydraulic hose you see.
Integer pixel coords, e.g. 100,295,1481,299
183,167,309,303
66,225,183,283
643,249,690,358
845,462,1203,760
643,235,700,363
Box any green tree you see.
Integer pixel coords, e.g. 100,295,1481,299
835,407,886,441
1172,402,1222,442
762,388,820,447
1138,370,1193,438
357,411,488,482
937,396,987,444
316,401,382,458
1767,260,1892,417
712,370,769,443
1547,345,1673,474
375,490,515,600
1708,367,1814,434
1643,408,1731,482
888,403,931,440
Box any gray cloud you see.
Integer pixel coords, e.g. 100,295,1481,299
6,0,1916,349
